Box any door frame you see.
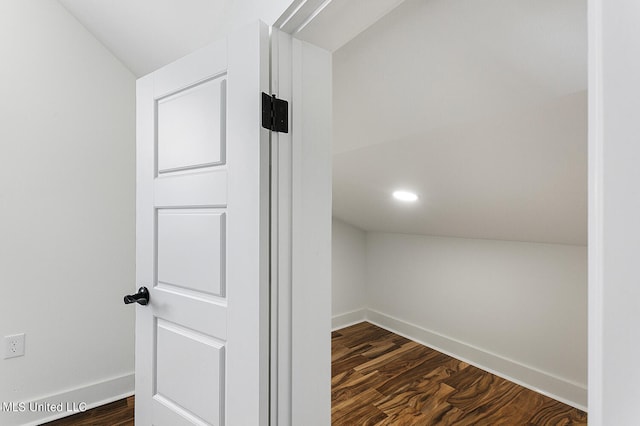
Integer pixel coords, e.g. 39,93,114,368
587,0,603,422
271,0,633,424
268,22,333,426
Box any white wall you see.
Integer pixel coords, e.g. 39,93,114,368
365,233,587,407
331,218,366,328
331,230,588,408
0,1,136,424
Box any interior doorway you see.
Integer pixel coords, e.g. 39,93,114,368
279,0,588,423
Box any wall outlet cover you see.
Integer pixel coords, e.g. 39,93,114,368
4,334,25,359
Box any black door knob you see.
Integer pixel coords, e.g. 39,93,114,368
124,287,150,306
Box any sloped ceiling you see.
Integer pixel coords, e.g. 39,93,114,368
57,0,403,77
57,0,587,245
58,0,231,76
330,0,587,245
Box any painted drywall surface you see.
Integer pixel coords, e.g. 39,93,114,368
0,0,135,422
332,0,587,246
58,0,298,76
332,218,366,318
365,233,587,389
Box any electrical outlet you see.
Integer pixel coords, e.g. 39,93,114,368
4,334,25,359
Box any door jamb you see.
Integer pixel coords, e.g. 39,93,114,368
587,0,602,422
270,5,333,424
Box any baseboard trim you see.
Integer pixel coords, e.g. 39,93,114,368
2,373,135,426
332,309,367,331
363,309,587,411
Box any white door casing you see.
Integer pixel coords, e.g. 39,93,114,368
589,0,640,424
135,21,270,426
269,27,332,426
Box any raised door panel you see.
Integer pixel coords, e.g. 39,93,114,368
157,77,226,173
155,320,224,425
157,210,226,297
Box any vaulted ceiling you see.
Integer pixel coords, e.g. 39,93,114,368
57,0,587,245
57,0,232,76
329,0,587,245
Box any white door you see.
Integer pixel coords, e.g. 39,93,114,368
133,21,270,426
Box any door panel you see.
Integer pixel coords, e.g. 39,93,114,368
135,21,269,426
156,320,224,425
157,209,226,296
157,77,226,173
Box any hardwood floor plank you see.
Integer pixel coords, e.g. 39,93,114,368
376,354,465,397
526,398,588,426
446,369,524,416
376,408,433,426
333,387,388,425
333,370,389,405
355,342,421,375
333,353,372,376
42,396,134,426
332,322,587,425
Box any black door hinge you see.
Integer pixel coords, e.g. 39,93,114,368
262,92,289,133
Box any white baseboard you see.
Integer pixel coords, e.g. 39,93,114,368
1,373,135,426
332,309,367,331
362,309,587,411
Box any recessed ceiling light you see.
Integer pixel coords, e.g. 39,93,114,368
392,190,418,202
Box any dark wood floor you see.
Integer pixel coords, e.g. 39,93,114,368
41,396,134,426
333,322,587,425
41,324,587,425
